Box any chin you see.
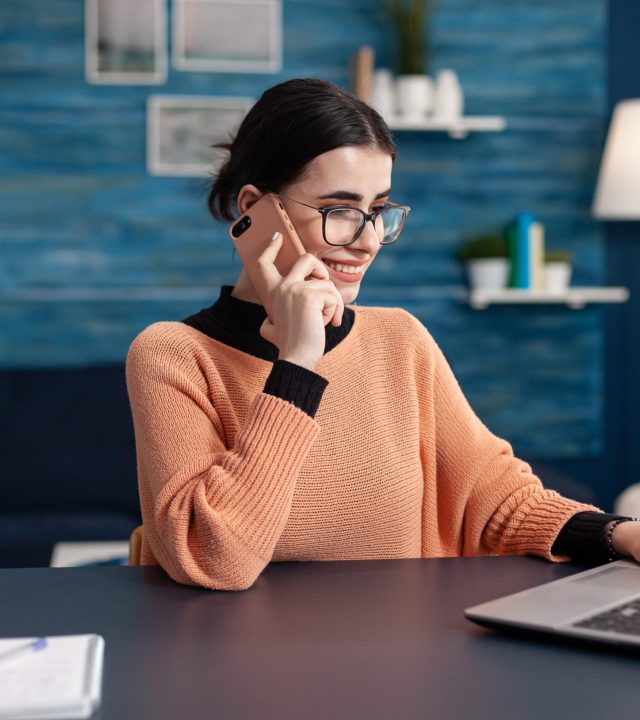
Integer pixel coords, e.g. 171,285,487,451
339,284,360,305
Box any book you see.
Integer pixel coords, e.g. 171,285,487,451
530,221,545,290
508,213,543,290
0,634,104,719
50,541,128,567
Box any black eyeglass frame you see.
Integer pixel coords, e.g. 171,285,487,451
277,193,411,247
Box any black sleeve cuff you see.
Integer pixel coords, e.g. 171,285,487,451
551,511,630,566
263,360,328,418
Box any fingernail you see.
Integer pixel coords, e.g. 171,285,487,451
271,232,281,241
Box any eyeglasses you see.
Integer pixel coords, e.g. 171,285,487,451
277,194,411,247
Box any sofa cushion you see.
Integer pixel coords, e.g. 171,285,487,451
0,364,139,514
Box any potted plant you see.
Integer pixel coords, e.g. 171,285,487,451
544,249,573,292
382,0,437,120
458,234,510,291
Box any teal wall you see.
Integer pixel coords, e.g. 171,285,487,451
0,0,607,460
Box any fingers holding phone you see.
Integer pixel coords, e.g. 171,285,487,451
230,193,344,371
275,241,344,325
257,232,344,371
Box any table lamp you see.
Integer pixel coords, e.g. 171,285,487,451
592,98,640,219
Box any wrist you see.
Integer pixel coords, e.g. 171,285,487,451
279,354,318,372
609,519,640,558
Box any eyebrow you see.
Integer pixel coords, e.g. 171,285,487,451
317,189,392,202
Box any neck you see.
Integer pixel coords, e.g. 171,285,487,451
231,269,263,305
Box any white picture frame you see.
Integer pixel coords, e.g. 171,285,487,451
85,0,167,85
147,95,254,177
172,0,282,73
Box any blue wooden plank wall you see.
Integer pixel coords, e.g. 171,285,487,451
0,0,606,460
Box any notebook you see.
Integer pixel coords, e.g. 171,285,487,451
465,559,640,650
0,634,104,719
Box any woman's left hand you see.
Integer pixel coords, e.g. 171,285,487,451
611,520,640,562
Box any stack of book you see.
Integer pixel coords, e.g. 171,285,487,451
507,213,546,290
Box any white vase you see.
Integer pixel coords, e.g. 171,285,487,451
433,69,464,121
371,69,395,121
544,262,572,292
395,75,434,121
466,259,510,290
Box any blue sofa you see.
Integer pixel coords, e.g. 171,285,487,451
0,365,141,567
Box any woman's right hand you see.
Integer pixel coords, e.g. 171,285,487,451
257,232,344,371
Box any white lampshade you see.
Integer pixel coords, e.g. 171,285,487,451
592,98,640,219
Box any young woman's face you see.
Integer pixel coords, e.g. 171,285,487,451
279,145,394,305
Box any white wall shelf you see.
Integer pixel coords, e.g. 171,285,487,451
386,116,506,139
469,287,629,310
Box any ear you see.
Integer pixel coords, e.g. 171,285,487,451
236,185,264,215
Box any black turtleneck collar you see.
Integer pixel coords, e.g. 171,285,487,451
182,285,355,361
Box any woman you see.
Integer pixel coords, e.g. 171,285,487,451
126,78,639,590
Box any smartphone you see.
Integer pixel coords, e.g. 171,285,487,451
229,193,306,320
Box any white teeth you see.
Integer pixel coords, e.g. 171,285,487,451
325,261,362,275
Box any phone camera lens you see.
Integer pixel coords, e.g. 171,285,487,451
231,216,251,238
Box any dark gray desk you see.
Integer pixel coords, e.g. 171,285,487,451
0,557,637,719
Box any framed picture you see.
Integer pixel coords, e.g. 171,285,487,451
172,0,282,73
85,0,167,84
147,95,254,177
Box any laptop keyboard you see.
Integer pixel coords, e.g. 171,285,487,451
573,598,640,636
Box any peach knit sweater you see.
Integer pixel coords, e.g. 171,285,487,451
126,305,598,590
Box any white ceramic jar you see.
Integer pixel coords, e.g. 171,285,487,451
433,69,464,121
371,69,395,121
395,75,434,121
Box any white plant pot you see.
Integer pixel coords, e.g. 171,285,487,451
544,262,572,292
466,258,510,290
395,75,434,120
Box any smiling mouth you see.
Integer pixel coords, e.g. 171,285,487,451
322,259,365,275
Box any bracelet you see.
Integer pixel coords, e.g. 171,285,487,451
606,517,638,562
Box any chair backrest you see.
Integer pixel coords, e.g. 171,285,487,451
128,525,143,566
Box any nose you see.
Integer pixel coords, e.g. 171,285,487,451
352,218,380,254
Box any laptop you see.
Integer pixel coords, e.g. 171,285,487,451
465,560,640,650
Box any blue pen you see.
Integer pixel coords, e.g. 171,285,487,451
0,637,48,666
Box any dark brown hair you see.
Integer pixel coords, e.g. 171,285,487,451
208,78,397,222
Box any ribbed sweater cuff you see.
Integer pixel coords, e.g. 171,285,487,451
484,488,600,561
552,511,630,566
263,360,328,418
